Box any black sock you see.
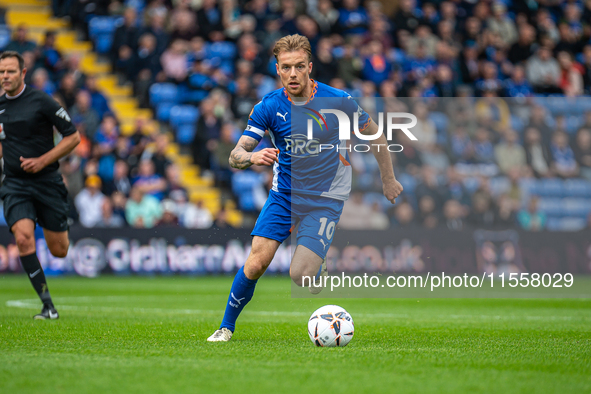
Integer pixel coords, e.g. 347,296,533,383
20,253,53,307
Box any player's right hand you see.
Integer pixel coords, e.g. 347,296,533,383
250,148,279,166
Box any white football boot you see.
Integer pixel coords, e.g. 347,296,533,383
207,328,233,342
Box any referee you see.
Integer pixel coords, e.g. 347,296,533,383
0,51,80,319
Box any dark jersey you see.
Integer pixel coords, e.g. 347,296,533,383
0,85,77,179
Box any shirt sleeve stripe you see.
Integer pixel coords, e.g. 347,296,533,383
245,125,265,137
243,130,263,141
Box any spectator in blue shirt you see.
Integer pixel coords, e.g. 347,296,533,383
362,40,391,86
504,65,533,97
337,0,369,36
403,43,436,82
132,160,168,201
84,75,111,120
550,130,579,178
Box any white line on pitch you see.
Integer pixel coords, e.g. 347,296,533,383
5,298,590,321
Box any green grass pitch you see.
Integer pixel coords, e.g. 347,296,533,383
1,275,590,394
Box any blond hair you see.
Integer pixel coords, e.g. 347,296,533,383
273,34,312,63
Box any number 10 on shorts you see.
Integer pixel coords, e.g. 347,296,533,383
318,217,335,240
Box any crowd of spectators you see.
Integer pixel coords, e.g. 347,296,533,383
4,0,591,231
0,24,234,230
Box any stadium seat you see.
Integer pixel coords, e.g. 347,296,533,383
156,102,175,122
564,179,591,197
94,34,114,54
149,83,180,105
169,105,200,129
88,16,123,53
181,89,209,104
88,16,122,38
232,171,259,194
0,25,10,50
519,177,536,194
537,197,563,217
573,97,591,113
188,73,216,90
231,171,264,212
176,124,196,144
563,198,591,218
489,176,510,196
535,178,564,197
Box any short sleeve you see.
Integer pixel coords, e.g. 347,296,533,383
342,93,371,132
244,99,270,141
41,93,77,136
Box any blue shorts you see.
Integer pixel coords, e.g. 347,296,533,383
251,190,344,259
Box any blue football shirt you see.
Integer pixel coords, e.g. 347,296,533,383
243,80,370,201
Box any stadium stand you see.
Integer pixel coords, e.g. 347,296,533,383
1,0,591,232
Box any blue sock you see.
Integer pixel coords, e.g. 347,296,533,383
220,267,258,332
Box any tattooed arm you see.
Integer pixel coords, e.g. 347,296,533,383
229,135,279,169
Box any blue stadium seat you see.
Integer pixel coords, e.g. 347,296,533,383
519,177,536,196
88,16,122,38
489,176,510,196
563,198,591,218
88,16,123,53
0,25,11,50
188,74,216,90
94,34,114,54
176,124,196,144
537,197,563,217
156,102,175,122
535,178,564,197
149,83,180,105
181,89,209,104
237,193,256,211
573,97,591,113
231,171,264,211
564,179,591,197
169,105,200,129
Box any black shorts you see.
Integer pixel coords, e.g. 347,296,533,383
0,175,69,232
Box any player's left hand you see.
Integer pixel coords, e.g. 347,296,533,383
20,156,47,173
383,178,403,204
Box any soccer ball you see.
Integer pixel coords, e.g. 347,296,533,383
307,305,354,347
